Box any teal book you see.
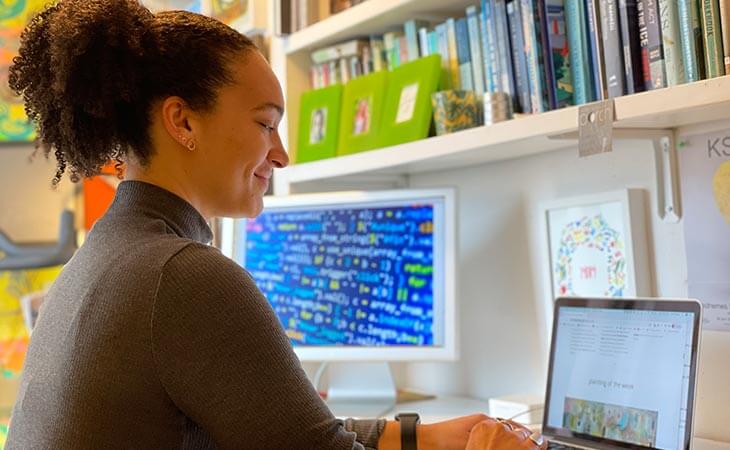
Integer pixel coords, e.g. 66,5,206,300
466,5,487,95
678,0,705,82
455,18,475,91
659,0,687,86
565,0,593,104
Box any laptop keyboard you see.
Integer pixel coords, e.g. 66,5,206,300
547,441,583,450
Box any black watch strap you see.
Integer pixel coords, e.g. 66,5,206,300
395,412,420,450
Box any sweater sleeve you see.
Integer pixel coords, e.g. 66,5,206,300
150,243,384,449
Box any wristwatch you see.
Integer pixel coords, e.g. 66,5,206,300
395,412,420,450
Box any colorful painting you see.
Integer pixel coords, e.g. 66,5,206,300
142,0,202,13
679,130,730,332
211,0,250,26
563,397,658,447
0,0,50,142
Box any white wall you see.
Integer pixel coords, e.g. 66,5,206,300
396,137,730,442
0,145,76,241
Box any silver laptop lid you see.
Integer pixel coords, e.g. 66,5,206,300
542,297,702,450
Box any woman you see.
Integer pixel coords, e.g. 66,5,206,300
7,1,545,448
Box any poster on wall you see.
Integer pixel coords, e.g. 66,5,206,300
679,130,730,332
0,0,49,142
542,189,651,302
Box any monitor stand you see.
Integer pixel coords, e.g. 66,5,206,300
325,362,396,419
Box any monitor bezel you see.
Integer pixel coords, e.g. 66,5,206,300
220,188,458,362
542,296,702,450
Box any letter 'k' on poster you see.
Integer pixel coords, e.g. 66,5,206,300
679,130,730,331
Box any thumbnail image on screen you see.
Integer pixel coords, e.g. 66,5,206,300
563,397,658,447
236,201,443,347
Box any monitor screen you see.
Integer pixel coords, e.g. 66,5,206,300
544,302,700,450
223,189,456,361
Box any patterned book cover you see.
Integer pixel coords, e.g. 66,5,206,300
618,0,645,93
600,0,625,98
565,0,594,103
677,0,705,81
638,0,667,90
508,0,533,112
495,0,517,100
467,5,487,95
522,0,550,112
720,0,730,73
701,0,726,78
546,0,574,107
659,0,687,86
586,0,607,99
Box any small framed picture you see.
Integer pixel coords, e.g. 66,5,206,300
378,54,441,148
296,85,343,164
337,70,388,156
540,189,651,304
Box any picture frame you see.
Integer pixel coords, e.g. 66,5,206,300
540,189,651,307
377,54,441,148
210,0,267,35
337,70,388,156
296,84,343,164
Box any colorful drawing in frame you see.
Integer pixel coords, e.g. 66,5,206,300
542,190,651,302
0,0,51,142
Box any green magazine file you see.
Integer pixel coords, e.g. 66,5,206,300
377,54,441,148
296,84,343,163
337,70,388,156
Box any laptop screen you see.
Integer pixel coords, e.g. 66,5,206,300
543,299,701,450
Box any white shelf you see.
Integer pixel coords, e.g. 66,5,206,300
282,76,730,186
284,0,475,55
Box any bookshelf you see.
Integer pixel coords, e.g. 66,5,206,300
275,73,730,192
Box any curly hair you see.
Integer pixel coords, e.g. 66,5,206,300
8,0,256,185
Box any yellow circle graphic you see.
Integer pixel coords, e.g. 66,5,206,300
713,161,730,225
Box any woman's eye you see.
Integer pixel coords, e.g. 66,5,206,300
259,122,275,132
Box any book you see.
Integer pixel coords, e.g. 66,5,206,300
638,0,667,90
480,8,496,92
586,0,607,100
659,0,687,86
456,18,475,91
677,0,706,82
466,5,487,95
701,0,726,78
565,0,594,103
370,35,385,72
383,31,404,70
522,0,549,112
418,27,430,57
436,23,453,89
405,20,430,61
311,39,368,64
495,0,517,101
618,0,646,93
600,0,626,98
720,0,730,73
446,18,463,89
546,0,574,108
507,0,532,112
483,0,502,92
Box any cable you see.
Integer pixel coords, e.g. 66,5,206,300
313,361,329,394
507,405,545,422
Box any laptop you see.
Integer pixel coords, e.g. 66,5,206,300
542,297,702,450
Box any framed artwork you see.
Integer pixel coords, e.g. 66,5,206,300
377,54,441,148
296,84,343,164
211,0,266,34
336,70,387,156
1,0,49,142
541,189,651,304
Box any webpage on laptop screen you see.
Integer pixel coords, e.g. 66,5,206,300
547,307,695,450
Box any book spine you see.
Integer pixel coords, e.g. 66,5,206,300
720,0,730,73
456,18,475,91
428,31,440,56
383,32,397,70
619,0,646,93
399,35,409,65
678,0,702,81
601,0,625,97
522,0,547,112
362,45,372,74
447,18,463,89
565,0,593,103
586,0,607,100
467,5,487,95
404,19,421,61
339,58,349,84
495,0,517,100
370,36,385,72
642,0,667,89
701,0,726,78
546,0,574,108
484,0,503,92
507,0,533,112
659,0,687,85
480,8,496,91
436,23,453,89
419,27,430,57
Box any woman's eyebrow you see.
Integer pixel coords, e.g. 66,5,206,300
252,102,284,118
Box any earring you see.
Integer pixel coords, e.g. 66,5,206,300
186,139,196,151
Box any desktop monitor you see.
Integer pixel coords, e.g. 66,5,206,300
221,189,457,362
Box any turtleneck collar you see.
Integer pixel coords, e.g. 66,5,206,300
108,180,213,244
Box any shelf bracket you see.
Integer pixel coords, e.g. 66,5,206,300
651,130,682,223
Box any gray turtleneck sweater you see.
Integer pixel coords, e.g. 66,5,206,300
7,180,384,449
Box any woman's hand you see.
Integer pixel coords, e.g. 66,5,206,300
465,417,547,450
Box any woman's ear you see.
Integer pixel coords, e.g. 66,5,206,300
161,96,195,148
